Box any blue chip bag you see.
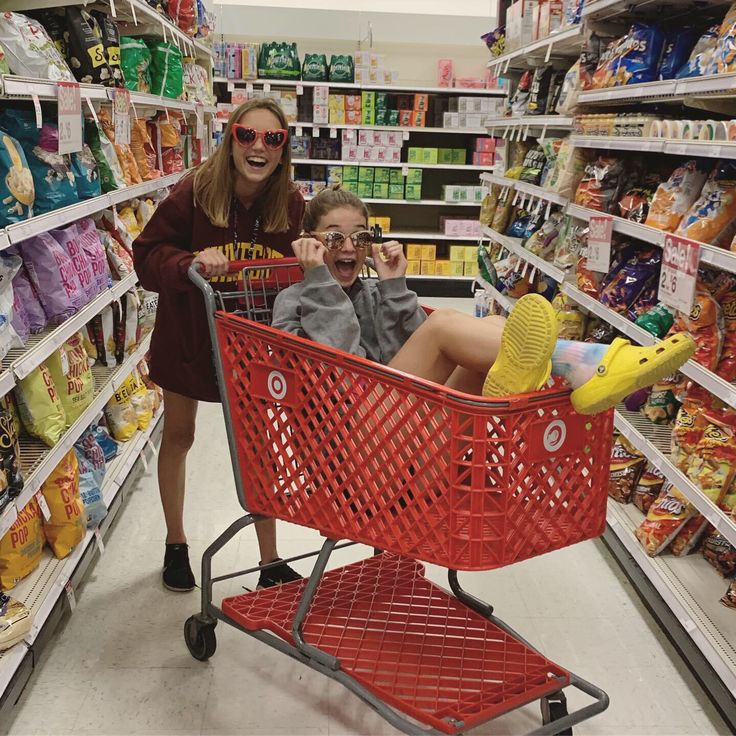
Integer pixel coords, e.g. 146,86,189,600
658,30,697,80
613,24,666,86
89,423,118,461
75,429,106,488
563,0,584,26
0,130,34,226
714,3,736,74
676,26,719,78
71,144,101,201
74,447,107,528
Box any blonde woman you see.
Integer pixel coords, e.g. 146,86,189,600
134,98,304,591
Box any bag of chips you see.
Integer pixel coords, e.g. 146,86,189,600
74,447,107,528
618,174,661,223
9,278,29,348
46,333,94,427
97,108,142,187
504,139,533,180
88,423,118,461
642,379,681,425
71,144,102,201
609,435,647,503
519,145,547,185
646,159,710,232
0,398,23,506
64,7,114,85
120,37,151,92
611,23,666,86
0,11,73,81
75,428,106,488
76,217,112,297
600,248,661,314
0,498,44,590
546,138,593,198
40,449,86,559
148,41,183,98
128,370,154,431
527,66,553,115
50,224,96,305
676,25,720,78
635,302,675,338
716,282,736,381
713,2,736,74
0,131,34,227
0,255,21,362
510,70,532,117
85,119,126,193
25,8,66,59
168,0,197,37
551,292,587,340
636,481,695,556
104,373,138,442
633,464,665,514
491,187,515,233
556,59,582,115
90,10,122,86
575,156,628,213
525,212,563,259
14,363,66,447
671,386,712,471
658,30,698,80
702,528,736,577
130,119,161,180
668,289,724,371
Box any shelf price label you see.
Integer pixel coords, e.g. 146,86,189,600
57,82,82,154
195,104,205,140
587,215,613,273
113,88,131,146
659,234,700,315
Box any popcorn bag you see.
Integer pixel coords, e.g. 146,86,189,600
0,498,44,590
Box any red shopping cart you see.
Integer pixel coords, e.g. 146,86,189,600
185,259,612,735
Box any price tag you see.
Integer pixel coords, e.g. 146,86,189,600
295,126,303,137
227,81,234,92
246,82,254,97
85,96,99,125
113,88,131,145
59,346,69,376
402,130,410,141
587,215,613,273
94,529,105,554
195,104,205,140
296,84,304,95
345,129,355,140
57,81,82,154
659,233,700,315
263,82,271,94
330,127,337,139
109,0,117,17
35,492,51,522
31,94,42,129
313,127,320,137
64,580,76,611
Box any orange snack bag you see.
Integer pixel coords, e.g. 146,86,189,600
635,481,695,556
0,498,44,590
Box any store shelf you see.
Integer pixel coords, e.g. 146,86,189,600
480,173,569,207
613,408,736,547
407,275,475,282
606,500,736,696
290,122,487,135
583,0,733,21
303,196,480,207
570,135,736,159
385,232,480,241
214,77,505,96
566,204,736,275
0,333,152,542
0,75,108,102
486,116,574,133
487,26,583,72
475,275,516,312
481,224,567,282
292,158,488,171
2,172,186,247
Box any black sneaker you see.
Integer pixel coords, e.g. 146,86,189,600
163,543,196,592
257,559,302,589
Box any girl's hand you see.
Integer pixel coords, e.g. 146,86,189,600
292,236,327,272
371,241,406,281
193,248,229,278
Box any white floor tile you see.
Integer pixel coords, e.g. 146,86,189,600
2,398,729,736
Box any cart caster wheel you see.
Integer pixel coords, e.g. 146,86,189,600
541,692,572,736
184,616,217,661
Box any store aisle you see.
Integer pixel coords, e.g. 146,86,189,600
0,298,729,736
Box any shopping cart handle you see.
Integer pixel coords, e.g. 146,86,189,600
225,257,300,274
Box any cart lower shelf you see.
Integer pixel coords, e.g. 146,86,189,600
222,554,570,734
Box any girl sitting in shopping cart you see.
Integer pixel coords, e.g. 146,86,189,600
272,188,695,413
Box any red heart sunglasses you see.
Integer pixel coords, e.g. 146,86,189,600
231,124,288,150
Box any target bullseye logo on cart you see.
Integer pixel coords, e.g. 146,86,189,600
543,420,567,454
267,370,288,400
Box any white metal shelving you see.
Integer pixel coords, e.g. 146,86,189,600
474,275,516,312
304,196,481,207
486,116,574,133
480,173,570,207
583,0,734,20
570,134,736,160
292,158,488,171
291,121,488,135
487,26,583,72
385,232,480,242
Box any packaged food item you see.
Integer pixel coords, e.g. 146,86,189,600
20,232,81,322
0,255,21,362
88,423,118,461
635,481,694,556
117,206,141,241
0,498,44,590
0,131,34,226
553,216,584,270
527,66,553,115
722,580,736,609
129,371,154,430
85,119,126,193
676,25,720,78
89,303,120,367
100,230,133,280
64,7,114,85
618,174,661,223
539,138,562,189
600,248,661,314
104,373,138,441
633,465,665,514
552,292,587,340
668,289,724,371
609,434,647,503
40,449,86,559
627,281,659,321
329,54,354,83
25,9,66,59
149,117,184,175
183,61,211,104
168,0,196,37
147,41,183,98
635,302,674,339
713,2,736,74
525,212,563,259
120,36,151,92
658,30,697,80
612,24,666,86
556,59,581,115
97,108,142,187
506,208,532,239
480,186,500,227
671,387,711,471
510,71,532,117
76,217,112,296
0,11,73,81
71,144,102,201
546,138,593,198
519,145,547,185
14,363,66,447
9,279,29,348
257,42,300,80
50,224,96,305
645,160,710,232
74,447,107,528
130,119,161,181
702,528,736,577
491,188,515,233
121,290,140,356
716,281,736,381
11,267,46,334
504,139,533,180
545,69,568,116
302,53,328,82
575,156,628,213
642,379,681,425
0,397,23,506
591,36,624,89
90,10,123,86
46,333,94,427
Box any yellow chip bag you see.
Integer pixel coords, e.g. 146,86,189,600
40,450,86,559
104,374,138,441
0,498,44,590
46,333,95,427
14,364,66,447
129,371,154,431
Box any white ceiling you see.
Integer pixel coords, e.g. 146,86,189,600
215,0,494,15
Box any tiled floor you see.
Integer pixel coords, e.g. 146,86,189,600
1,296,730,736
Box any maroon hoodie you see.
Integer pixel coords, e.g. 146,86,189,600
133,174,305,401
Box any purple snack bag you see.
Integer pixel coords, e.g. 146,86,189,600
11,267,47,334
9,280,30,346
19,232,80,322
50,225,96,305
76,217,112,295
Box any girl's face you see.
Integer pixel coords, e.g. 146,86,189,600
314,206,368,288
231,108,285,190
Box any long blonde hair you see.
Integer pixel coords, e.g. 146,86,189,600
192,98,294,232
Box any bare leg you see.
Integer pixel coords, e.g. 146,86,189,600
255,518,278,562
388,310,506,386
159,390,198,544
445,366,486,395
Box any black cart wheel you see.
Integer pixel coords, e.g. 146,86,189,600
541,691,572,736
184,615,217,661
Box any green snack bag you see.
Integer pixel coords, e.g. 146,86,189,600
635,303,675,339
120,37,151,92
302,53,328,82
478,245,499,287
258,42,301,80
329,54,354,83
84,119,125,193
147,41,183,98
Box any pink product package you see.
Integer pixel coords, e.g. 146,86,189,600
51,225,97,304
11,267,47,334
77,217,113,295
20,232,82,322
456,77,485,89
437,59,454,88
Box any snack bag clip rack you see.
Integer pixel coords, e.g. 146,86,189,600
185,258,611,735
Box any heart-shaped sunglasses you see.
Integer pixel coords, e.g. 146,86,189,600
231,124,288,150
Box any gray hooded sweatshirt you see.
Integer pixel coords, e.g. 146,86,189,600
271,265,427,363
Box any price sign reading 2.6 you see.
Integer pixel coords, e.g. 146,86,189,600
658,234,700,315
57,81,82,154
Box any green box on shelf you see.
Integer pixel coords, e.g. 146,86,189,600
358,167,375,183
327,165,343,185
387,110,400,126
373,183,389,199
358,181,374,198
374,167,391,184
376,93,389,110
405,184,422,200
407,168,423,186
342,165,359,182
422,148,439,164
362,91,376,109
453,149,467,165
389,168,405,185
438,148,454,164
408,147,423,163
372,109,384,126
389,183,405,200
342,179,358,193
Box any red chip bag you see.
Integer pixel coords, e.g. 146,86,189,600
716,288,736,381
722,580,736,609
632,464,665,514
608,435,646,503
668,289,724,371
635,481,695,556
671,386,712,471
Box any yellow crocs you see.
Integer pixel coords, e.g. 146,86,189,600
570,334,696,415
482,293,558,398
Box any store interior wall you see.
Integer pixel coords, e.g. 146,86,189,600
212,4,496,85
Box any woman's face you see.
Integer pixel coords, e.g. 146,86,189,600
315,206,368,288
231,108,285,190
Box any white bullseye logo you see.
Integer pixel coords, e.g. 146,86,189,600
267,370,287,400
543,420,566,453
